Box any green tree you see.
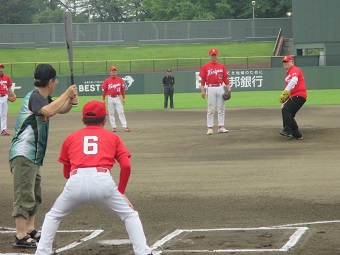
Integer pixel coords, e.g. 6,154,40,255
0,0,41,23
0,0,292,24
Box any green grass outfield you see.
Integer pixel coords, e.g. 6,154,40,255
1,42,274,62
7,89,340,115
2,42,275,77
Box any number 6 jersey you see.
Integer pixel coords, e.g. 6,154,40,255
58,125,131,172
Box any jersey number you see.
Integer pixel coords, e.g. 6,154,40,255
84,136,98,155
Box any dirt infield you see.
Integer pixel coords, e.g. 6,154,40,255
1,106,340,255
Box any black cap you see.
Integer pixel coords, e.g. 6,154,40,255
34,64,57,82
167,69,172,72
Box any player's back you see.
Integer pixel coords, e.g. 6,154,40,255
60,125,130,170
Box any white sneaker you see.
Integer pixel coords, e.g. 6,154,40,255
218,127,228,133
207,128,213,135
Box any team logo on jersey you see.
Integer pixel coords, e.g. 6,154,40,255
207,68,223,76
108,83,121,89
122,76,134,90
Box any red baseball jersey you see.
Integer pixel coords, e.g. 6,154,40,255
199,61,229,86
285,66,307,100
0,74,12,94
58,126,131,171
102,76,126,98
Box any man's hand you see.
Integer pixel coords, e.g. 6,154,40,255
65,85,78,99
201,89,206,99
70,96,78,105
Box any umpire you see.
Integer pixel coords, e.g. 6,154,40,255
162,69,175,108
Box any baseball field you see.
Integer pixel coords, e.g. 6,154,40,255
1,105,340,255
1,43,340,254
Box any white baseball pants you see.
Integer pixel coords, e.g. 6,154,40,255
0,95,8,131
108,96,127,129
35,168,151,255
206,86,226,128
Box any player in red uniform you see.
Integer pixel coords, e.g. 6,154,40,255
279,56,307,140
0,63,16,136
35,100,152,255
102,66,131,132
199,48,231,135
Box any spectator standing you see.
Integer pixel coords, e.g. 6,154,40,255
9,64,77,248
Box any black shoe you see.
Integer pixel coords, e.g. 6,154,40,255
28,229,41,242
290,133,303,140
289,130,303,140
279,130,292,137
13,234,37,248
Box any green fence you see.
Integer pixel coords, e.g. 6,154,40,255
4,56,274,78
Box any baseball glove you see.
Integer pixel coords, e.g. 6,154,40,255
279,90,290,103
222,90,231,101
8,96,17,102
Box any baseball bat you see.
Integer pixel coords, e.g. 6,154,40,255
63,11,77,106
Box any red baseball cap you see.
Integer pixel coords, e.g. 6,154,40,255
110,66,117,71
282,56,294,62
209,48,219,55
82,100,107,119
0,63,4,68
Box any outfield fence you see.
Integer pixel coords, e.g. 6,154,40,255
4,56,275,77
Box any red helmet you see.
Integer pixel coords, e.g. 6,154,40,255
209,48,218,55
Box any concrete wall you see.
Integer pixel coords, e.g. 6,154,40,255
0,18,292,48
292,0,340,65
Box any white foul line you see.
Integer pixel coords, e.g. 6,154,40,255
0,228,103,255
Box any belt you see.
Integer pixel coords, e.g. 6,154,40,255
0,94,6,97
109,95,120,98
70,167,109,176
207,84,221,87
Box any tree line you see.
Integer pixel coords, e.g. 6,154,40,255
0,0,292,24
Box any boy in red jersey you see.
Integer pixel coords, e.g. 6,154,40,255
199,48,231,135
279,56,307,140
35,100,152,255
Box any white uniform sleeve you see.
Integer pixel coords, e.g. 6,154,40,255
285,76,298,91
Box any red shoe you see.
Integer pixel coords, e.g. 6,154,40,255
124,127,131,132
1,130,10,136
112,128,117,132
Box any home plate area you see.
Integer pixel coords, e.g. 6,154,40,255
149,227,307,254
0,226,307,254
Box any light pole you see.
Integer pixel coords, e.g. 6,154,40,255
252,1,256,19
88,4,92,23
